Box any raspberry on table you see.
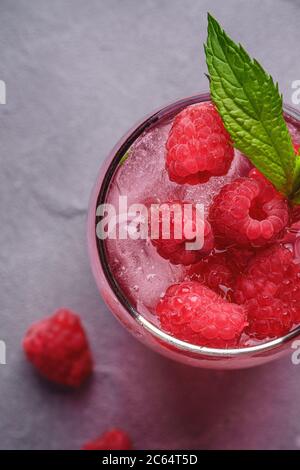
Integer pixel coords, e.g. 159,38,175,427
23,309,93,387
156,281,247,348
209,176,290,247
165,102,234,185
149,201,214,265
83,428,132,450
233,244,300,339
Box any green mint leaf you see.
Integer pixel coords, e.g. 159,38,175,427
205,13,296,196
120,148,131,165
292,191,300,205
291,153,300,203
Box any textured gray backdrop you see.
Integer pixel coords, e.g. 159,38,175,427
0,0,300,450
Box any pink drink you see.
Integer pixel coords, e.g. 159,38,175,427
88,95,300,368
105,107,252,310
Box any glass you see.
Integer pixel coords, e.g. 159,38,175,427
87,93,300,369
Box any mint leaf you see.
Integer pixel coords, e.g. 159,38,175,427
205,13,296,196
120,148,131,165
292,153,300,203
292,190,300,205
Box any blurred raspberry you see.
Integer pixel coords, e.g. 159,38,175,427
83,429,132,450
23,309,93,387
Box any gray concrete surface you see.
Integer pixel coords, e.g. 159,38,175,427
0,0,300,450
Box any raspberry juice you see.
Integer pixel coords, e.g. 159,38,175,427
90,95,300,365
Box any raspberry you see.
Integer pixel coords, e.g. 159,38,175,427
241,296,292,339
291,206,300,224
166,102,234,185
23,309,93,387
149,201,214,265
248,168,279,203
188,248,255,297
83,429,132,450
233,245,300,339
188,251,235,296
226,246,256,272
209,176,289,247
156,281,247,348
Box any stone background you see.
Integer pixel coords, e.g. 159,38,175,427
0,0,299,449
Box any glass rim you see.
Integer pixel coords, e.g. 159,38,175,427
89,92,300,358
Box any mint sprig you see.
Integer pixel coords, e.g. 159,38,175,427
205,13,300,200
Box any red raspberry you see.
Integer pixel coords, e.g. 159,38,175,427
188,247,256,297
83,429,132,450
248,168,279,203
233,245,300,339
166,102,234,185
188,251,235,296
290,206,300,224
156,281,247,348
149,201,214,265
209,176,289,247
226,246,256,272
241,296,292,340
23,309,93,387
